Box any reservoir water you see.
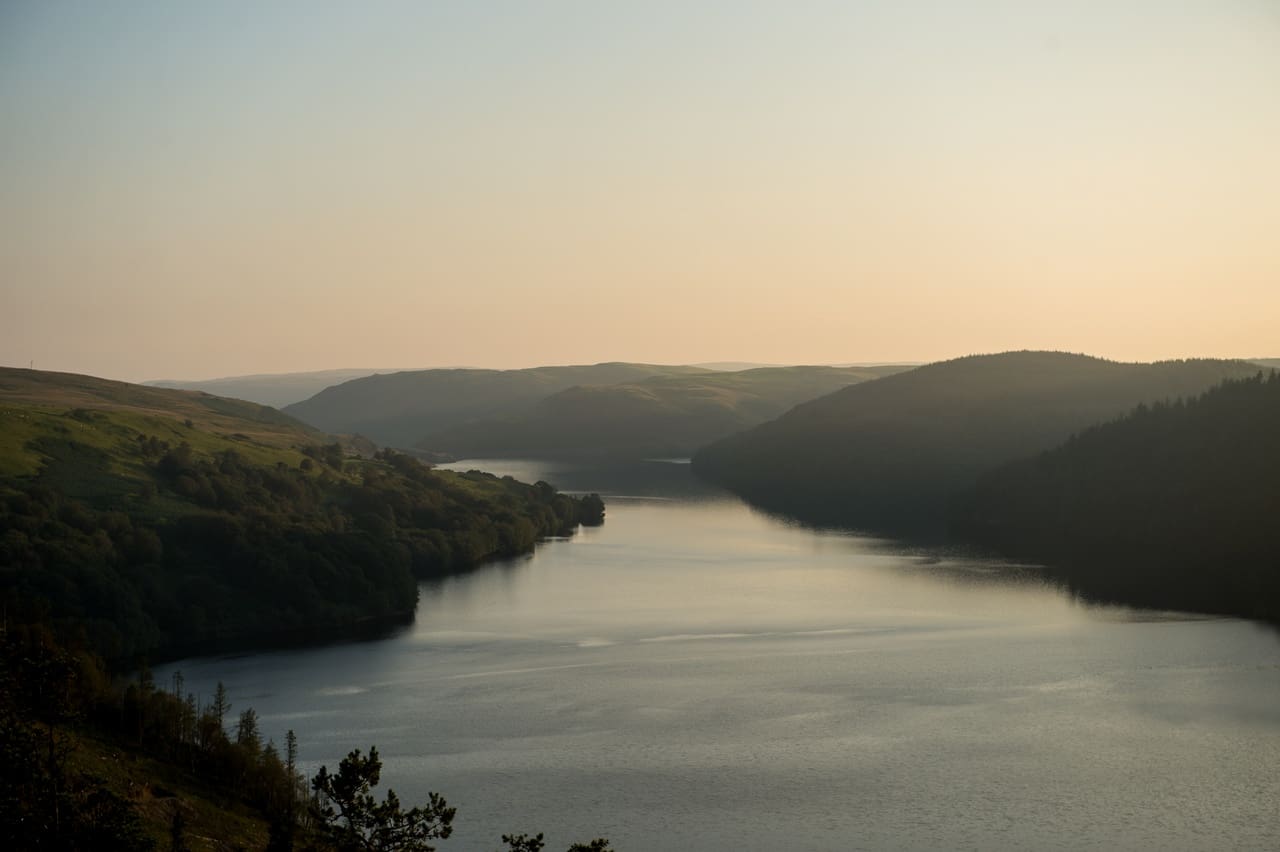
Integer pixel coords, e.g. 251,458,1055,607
158,459,1280,851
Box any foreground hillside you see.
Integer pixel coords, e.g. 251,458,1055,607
284,362,711,448
420,365,908,460
956,372,1280,621
0,369,603,662
693,352,1262,533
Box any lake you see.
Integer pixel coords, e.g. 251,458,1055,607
157,459,1280,851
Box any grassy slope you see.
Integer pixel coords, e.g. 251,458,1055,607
0,401,533,514
693,352,1264,532
283,362,713,447
419,365,911,459
0,367,324,511
0,365,593,529
0,367,321,443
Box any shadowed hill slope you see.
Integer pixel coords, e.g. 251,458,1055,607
956,372,1280,621
419,365,909,460
284,362,711,448
692,352,1262,533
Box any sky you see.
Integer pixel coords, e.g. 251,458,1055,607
2,1,1278,382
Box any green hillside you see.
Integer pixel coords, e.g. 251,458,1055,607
283,362,712,448
692,352,1262,533
0,366,322,446
956,372,1280,621
0,369,603,662
420,365,909,459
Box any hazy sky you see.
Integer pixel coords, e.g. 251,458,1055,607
3,1,1278,381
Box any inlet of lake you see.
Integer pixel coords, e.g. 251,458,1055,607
157,459,1280,851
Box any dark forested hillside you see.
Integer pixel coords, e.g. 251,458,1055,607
419,365,909,460
0,371,604,662
955,373,1280,621
284,362,711,448
692,352,1262,533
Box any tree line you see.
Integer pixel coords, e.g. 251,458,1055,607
955,372,1280,621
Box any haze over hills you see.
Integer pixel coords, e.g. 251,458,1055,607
146,368,418,408
420,365,910,460
693,351,1265,533
283,362,712,448
690,361,786,371
956,372,1280,621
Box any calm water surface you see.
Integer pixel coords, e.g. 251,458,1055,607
159,460,1280,851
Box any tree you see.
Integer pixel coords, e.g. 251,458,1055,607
236,707,261,752
500,832,614,852
311,746,456,852
211,681,232,728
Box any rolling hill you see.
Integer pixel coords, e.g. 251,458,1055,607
1,366,322,447
419,365,909,459
283,362,712,448
692,351,1264,533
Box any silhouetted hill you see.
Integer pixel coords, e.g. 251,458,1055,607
0,369,602,661
284,362,711,447
1252,358,1280,370
956,372,1280,621
146,368,414,408
692,352,1262,533
420,365,909,460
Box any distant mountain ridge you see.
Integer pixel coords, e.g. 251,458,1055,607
146,368,418,408
693,351,1264,533
419,365,910,459
283,362,713,448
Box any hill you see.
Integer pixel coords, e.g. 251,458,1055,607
146,368,415,408
1,366,323,448
283,362,712,448
956,372,1280,621
692,352,1262,533
0,369,603,662
420,365,909,460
